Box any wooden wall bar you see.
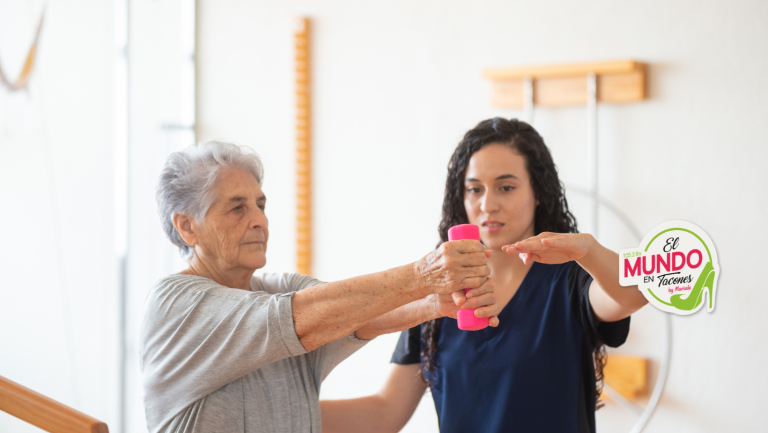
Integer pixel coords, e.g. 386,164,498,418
295,17,312,275
484,60,647,107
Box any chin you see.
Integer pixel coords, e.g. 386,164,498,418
243,254,267,270
479,236,506,250
484,240,509,250
480,231,518,250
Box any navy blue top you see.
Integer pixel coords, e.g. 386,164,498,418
391,261,630,433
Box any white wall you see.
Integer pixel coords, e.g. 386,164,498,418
197,1,768,432
1,1,763,432
0,0,120,431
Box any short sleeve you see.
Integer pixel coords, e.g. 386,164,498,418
140,275,310,430
273,274,370,386
390,325,421,364
253,272,324,294
567,262,630,348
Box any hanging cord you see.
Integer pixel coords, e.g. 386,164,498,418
0,6,45,92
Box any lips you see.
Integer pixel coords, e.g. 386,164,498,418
481,220,504,232
482,220,504,227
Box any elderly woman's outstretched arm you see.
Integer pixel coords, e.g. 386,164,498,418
351,275,498,340
292,239,494,351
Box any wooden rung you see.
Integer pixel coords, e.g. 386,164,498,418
0,375,109,433
601,354,648,401
485,60,647,107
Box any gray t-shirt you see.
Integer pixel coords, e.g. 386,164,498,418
139,272,368,433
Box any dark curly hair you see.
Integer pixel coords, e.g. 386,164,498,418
421,117,608,409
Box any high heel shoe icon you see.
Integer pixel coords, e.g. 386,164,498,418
669,261,715,311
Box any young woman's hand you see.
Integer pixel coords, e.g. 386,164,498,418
501,232,595,265
426,277,501,326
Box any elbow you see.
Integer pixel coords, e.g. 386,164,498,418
363,393,411,433
296,333,319,352
374,393,412,433
292,299,326,352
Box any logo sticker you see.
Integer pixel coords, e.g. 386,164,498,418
619,220,719,315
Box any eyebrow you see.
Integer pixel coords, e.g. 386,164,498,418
466,174,520,182
228,195,267,202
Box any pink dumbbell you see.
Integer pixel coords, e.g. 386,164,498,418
448,224,489,331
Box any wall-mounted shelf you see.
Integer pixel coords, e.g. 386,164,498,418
483,60,647,107
603,354,649,401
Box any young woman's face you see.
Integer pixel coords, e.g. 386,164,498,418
463,144,538,250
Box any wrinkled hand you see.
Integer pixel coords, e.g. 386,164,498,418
428,277,501,327
502,232,595,265
415,240,492,295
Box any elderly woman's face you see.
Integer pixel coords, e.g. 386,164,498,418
193,168,269,271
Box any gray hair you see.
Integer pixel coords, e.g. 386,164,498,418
156,140,264,259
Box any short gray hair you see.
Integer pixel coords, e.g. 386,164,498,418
156,140,264,259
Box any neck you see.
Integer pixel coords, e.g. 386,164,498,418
488,244,533,285
182,254,254,291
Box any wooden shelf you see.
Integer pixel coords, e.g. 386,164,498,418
601,354,649,401
484,60,647,107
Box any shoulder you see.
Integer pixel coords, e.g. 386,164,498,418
532,262,578,284
565,261,593,293
250,272,324,294
144,274,262,321
391,325,422,365
528,262,590,298
148,273,222,301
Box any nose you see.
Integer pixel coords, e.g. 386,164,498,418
480,190,499,214
250,206,268,230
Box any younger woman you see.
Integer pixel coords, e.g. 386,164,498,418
320,118,648,433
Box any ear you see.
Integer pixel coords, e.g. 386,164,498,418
173,213,198,248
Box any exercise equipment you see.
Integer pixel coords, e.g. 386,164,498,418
448,224,490,331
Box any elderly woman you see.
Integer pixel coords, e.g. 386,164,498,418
139,141,501,433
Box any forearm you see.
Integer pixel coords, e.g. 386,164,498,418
578,235,648,312
321,364,426,433
293,263,430,351
321,396,395,433
355,296,440,340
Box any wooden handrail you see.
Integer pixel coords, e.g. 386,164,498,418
0,375,108,433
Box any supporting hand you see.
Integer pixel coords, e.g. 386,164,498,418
429,277,501,327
